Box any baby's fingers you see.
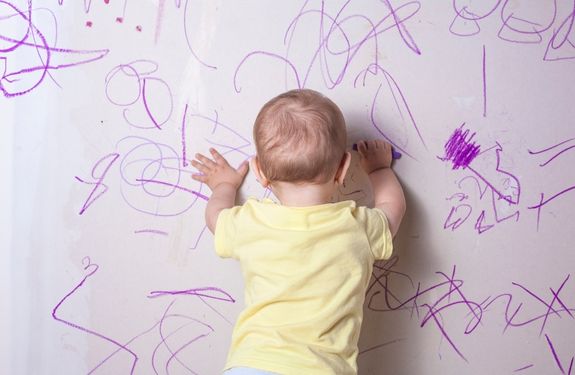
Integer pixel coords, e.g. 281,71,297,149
379,140,390,148
191,173,207,183
191,159,210,174
236,160,249,177
381,141,393,157
209,148,229,166
195,153,217,168
357,140,368,155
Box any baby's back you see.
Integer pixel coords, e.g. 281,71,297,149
216,198,392,374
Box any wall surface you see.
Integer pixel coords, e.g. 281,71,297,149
2,1,575,374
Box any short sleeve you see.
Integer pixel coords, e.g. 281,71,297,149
355,207,394,260
214,206,240,259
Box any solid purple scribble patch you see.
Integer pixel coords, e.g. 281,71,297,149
442,124,481,170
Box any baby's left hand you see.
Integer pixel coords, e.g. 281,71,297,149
191,148,249,191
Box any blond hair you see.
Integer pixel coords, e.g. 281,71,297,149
253,89,347,184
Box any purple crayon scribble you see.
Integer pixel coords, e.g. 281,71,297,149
527,137,575,230
53,0,217,68
115,106,250,249
442,124,481,170
154,0,167,43
234,0,421,92
0,1,109,98
141,78,164,130
151,300,214,375
91,296,231,375
189,110,253,159
148,287,236,303
511,275,573,336
105,61,173,130
134,229,169,236
443,202,472,231
544,3,575,62
529,185,575,232
499,0,557,43
449,6,481,37
545,334,575,375
468,143,520,205
441,138,522,234
498,13,544,44
117,136,204,217
474,209,494,234
52,257,139,374
358,338,406,356
449,0,574,62
367,262,483,362
234,51,302,93
54,257,234,374
380,0,421,55
183,0,217,70
136,178,209,201
482,44,487,117
233,0,426,162
75,153,119,215
479,275,575,337
528,137,575,167
438,128,521,234
513,364,534,372
356,64,428,160
86,299,215,375
189,225,208,251
367,257,575,363
181,103,189,167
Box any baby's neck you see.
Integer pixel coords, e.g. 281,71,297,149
271,180,336,207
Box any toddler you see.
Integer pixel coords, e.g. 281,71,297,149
192,89,406,375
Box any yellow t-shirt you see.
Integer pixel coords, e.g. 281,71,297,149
215,198,393,375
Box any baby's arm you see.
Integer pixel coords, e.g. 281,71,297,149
191,148,249,234
356,140,406,237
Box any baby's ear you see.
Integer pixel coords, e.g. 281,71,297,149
335,152,352,185
250,156,270,188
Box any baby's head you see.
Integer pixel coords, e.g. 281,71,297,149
253,89,348,185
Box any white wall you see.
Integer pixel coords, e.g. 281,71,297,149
4,0,575,374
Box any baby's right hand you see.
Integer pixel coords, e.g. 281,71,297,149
356,139,393,174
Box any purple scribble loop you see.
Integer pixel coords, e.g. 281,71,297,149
367,258,575,364
449,0,575,62
139,158,186,198
449,6,481,37
105,61,174,130
0,1,31,53
105,64,142,106
365,68,428,160
183,0,217,70
452,0,503,22
283,7,352,89
235,0,422,93
155,301,215,374
141,77,173,129
52,257,139,374
53,258,235,374
148,287,236,303
186,110,253,157
499,0,558,36
0,1,108,98
117,136,204,216
234,51,302,93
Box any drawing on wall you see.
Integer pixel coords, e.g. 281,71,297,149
3,0,574,374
